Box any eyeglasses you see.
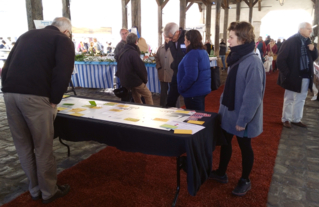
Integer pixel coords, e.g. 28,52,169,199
167,31,178,40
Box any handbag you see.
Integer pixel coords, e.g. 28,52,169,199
113,87,128,98
211,66,220,91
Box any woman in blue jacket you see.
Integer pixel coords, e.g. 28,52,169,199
177,30,211,111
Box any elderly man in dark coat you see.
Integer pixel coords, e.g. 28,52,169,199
116,33,153,105
277,22,318,128
1,17,74,203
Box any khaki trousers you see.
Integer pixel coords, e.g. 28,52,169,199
4,93,58,200
131,83,154,105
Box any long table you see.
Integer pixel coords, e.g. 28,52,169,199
54,96,222,206
72,60,217,94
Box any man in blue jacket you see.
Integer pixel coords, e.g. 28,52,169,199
277,22,318,128
164,23,186,107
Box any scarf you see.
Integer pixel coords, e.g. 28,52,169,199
222,41,256,111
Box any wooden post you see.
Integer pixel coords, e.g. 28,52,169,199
205,2,211,42
25,0,43,30
121,0,129,29
248,0,253,23
215,0,221,56
315,0,319,55
157,0,163,47
62,0,71,20
223,0,228,48
180,0,187,29
236,0,241,21
131,0,141,36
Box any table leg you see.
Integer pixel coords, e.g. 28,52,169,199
172,156,181,207
59,137,70,157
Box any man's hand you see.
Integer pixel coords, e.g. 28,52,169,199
50,103,57,108
308,44,315,51
236,125,245,131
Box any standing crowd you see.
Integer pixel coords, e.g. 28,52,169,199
0,14,317,205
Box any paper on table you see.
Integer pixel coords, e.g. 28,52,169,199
187,120,205,125
69,108,86,112
104,102,118,106
164,121,205,135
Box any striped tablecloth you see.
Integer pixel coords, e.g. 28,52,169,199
73,60,217,94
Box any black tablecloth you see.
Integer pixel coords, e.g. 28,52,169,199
54,96,222,196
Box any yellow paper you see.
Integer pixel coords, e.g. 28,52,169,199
187,120,205,125
63,95,70,98
109,109,123,112
70,112,84,117
91,106,102,109
57,107,68,111
175,110,190,114
174,129,192,134
104,102,118,106
154,118,169,122
117,104,129,108
69,108,86,112
124,118,139,122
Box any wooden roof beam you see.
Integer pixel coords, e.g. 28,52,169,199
161,0,169,9
197,2,203,12
186,2,194,11
125,0,130,5
252,0,258,7
258,0,262,11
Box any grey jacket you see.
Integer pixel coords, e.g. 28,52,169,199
218,53,266,138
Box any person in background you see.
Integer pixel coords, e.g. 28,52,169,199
219,39,227,70
276,39,282,52
177,30,211,111
107,42,112,53
265,35,271,46
1,17,74,204
114,28,129,62
93,38,103,54
155,35,174,107
277,22,318,128
209,21,266,197
163,22,186,107
205,39,212,55
266,39,278,72
83,38,89,51
0,40,8,49
256,36,266,62
116,33,153,105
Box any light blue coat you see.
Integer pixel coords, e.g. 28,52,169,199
218,53,266,138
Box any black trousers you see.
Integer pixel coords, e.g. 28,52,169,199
217,129,254,180
166,74,180,107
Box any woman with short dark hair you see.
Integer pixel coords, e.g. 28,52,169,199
177,29,211,111
209,22,266,196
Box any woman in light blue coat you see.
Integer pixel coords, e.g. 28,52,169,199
209,22,266,196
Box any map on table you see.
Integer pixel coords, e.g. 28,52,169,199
57,97,205,134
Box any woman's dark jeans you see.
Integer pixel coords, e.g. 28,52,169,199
184,95,207,111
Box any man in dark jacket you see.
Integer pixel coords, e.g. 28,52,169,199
1,17,74,203
164,22,186,107
116,33,153,105
277,22,318,128
219,39,227,70
114,28,129,62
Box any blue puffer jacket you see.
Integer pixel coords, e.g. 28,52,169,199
177,49,211,98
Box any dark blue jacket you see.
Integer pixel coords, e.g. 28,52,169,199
177,49,211,98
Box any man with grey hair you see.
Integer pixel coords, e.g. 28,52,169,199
1,17,74,203
114,28,129,62
163,22,186,107
116,33,153,105
277,22,318,128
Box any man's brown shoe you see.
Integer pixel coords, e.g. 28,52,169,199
283,121,291,128
42,184,70,204
291,122,307,128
